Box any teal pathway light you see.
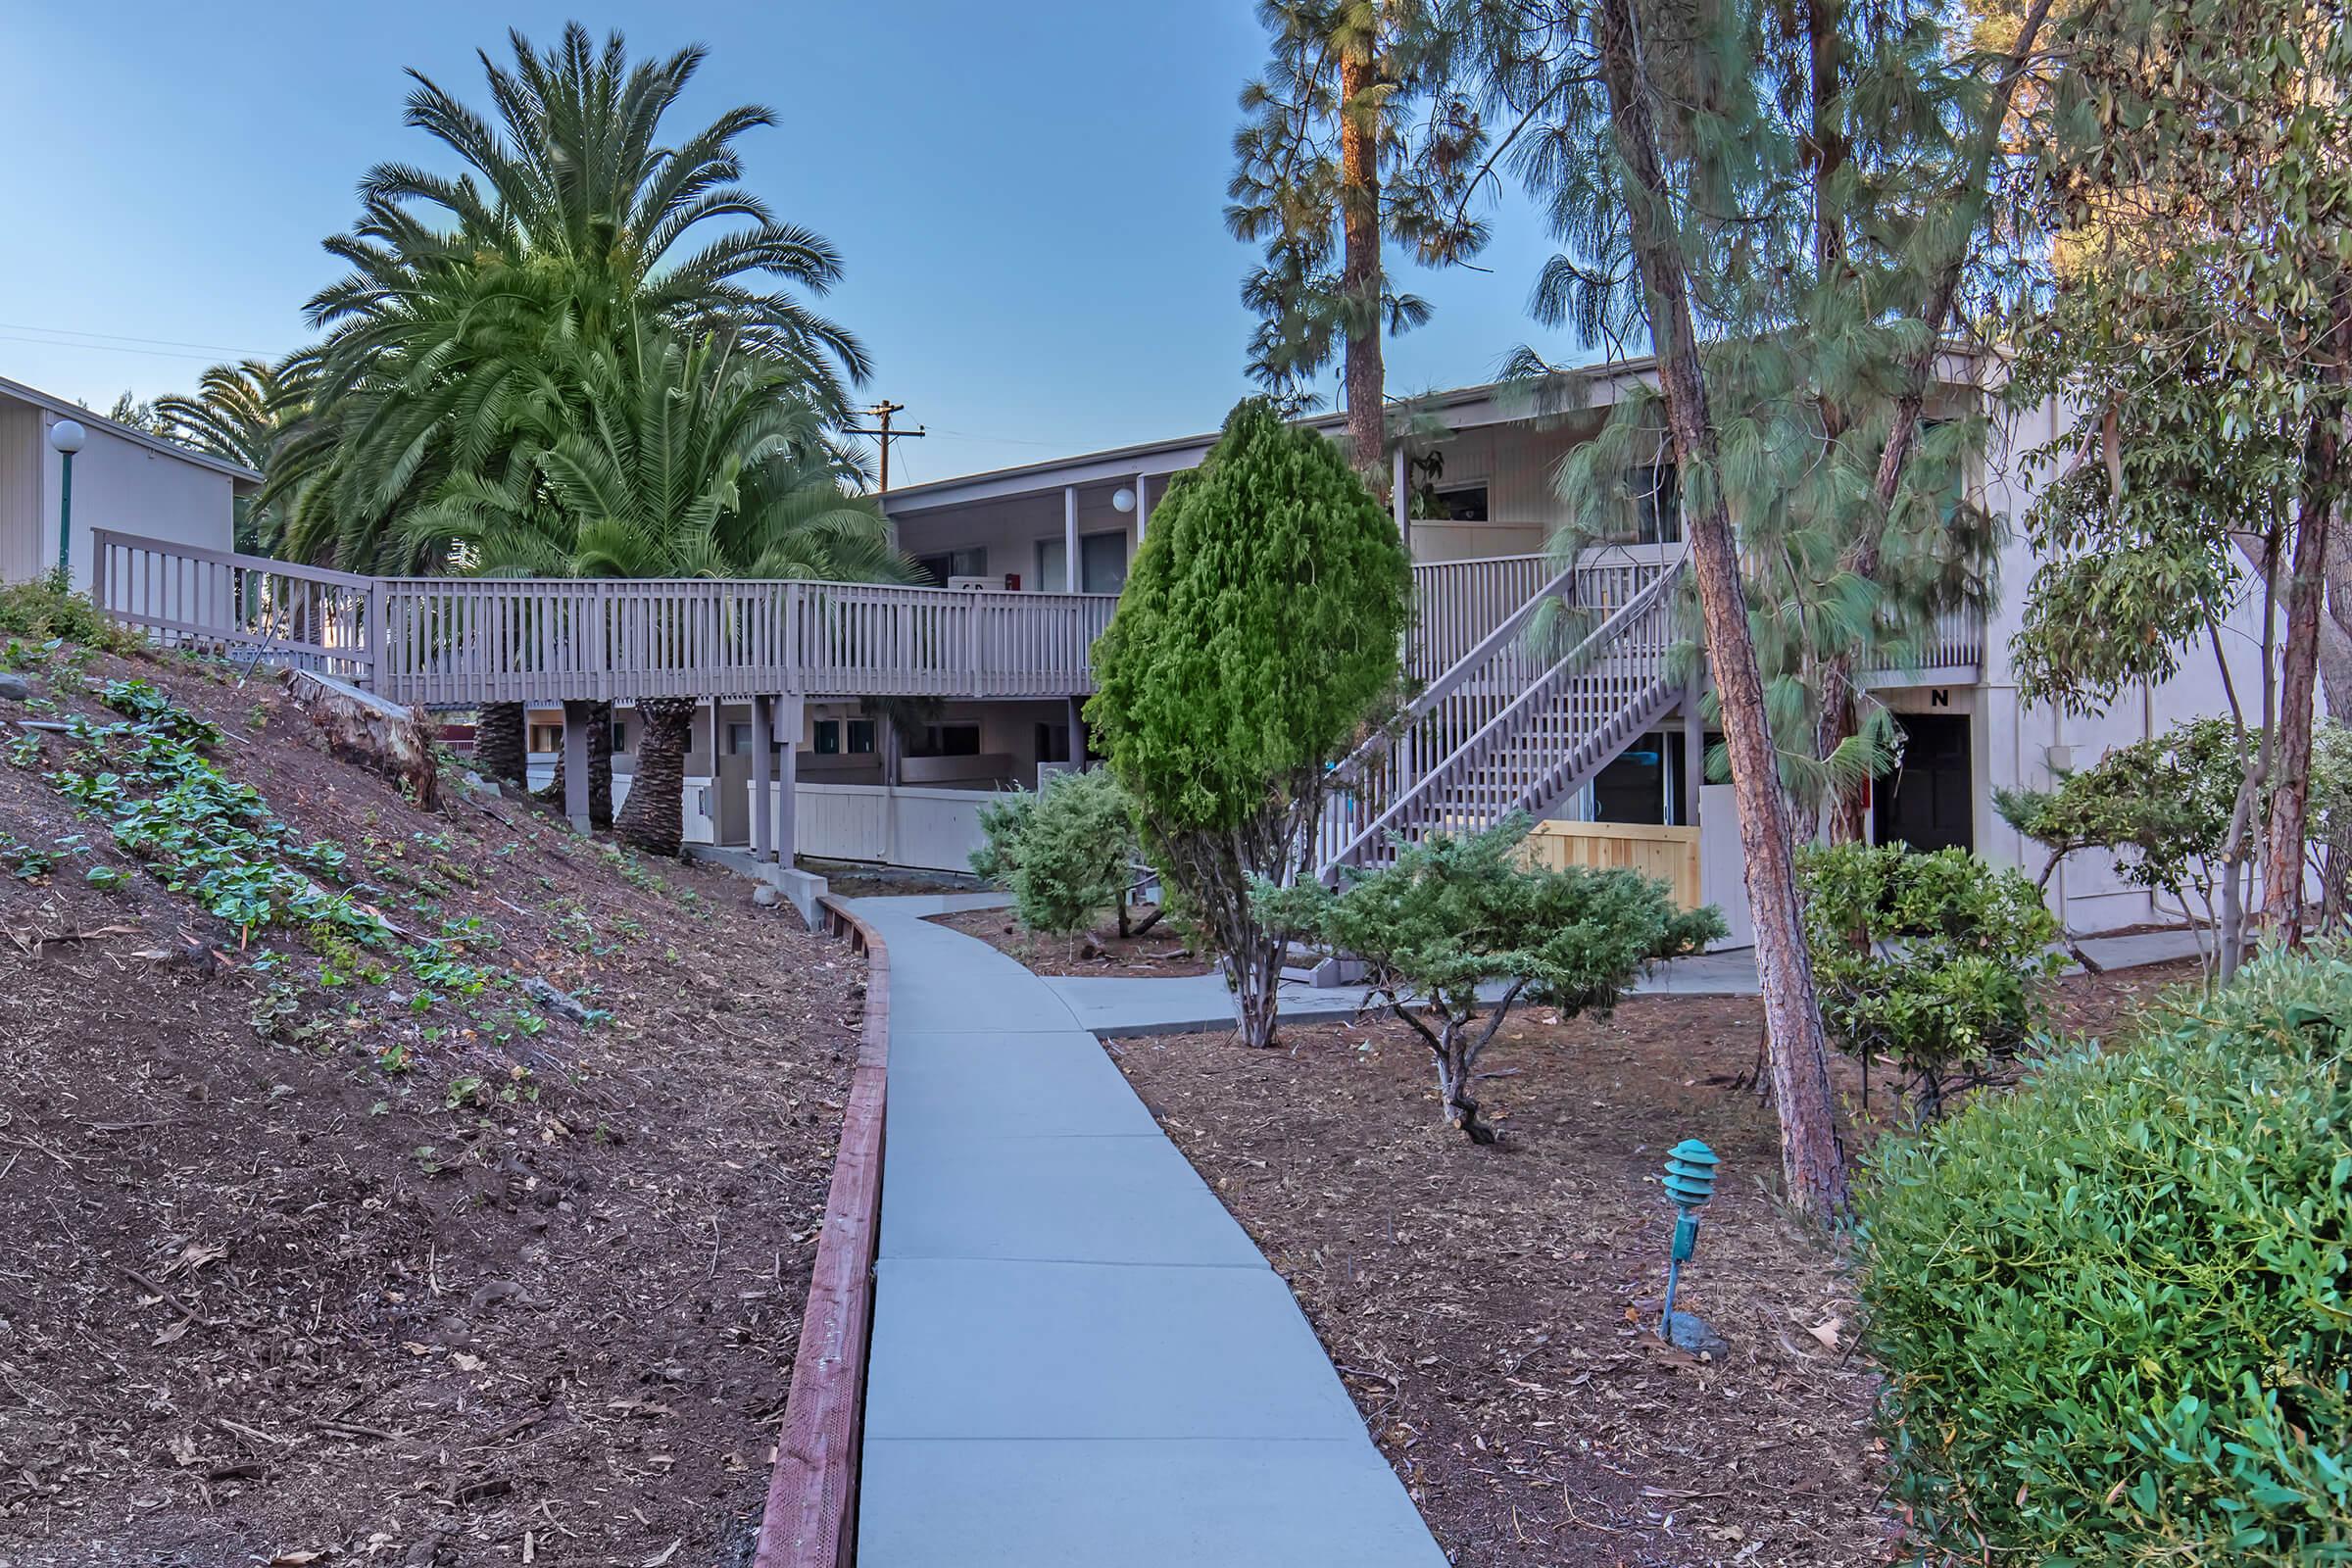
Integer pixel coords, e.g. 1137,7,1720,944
1658,1138,1719,1342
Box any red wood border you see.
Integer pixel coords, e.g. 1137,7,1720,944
755,896,890,1568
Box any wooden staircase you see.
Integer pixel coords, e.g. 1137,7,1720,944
1314,558,1686,883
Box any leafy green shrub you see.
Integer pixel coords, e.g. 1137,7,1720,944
971,768,1154,938
1860,949,2352,1564
1260,817,1722,1141
1800,842,2061,1115
0,579,139,655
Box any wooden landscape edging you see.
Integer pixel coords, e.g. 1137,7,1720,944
753,896,890,1568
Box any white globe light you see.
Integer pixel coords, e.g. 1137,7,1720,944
47,419,87,456
1111,486,1136,514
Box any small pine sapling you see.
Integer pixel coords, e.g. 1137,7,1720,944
1262,817,1722,1143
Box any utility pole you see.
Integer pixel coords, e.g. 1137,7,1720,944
848,399,927,493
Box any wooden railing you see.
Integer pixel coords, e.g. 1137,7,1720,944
1410,554,1560,684
1317,562,1685,877
92,530,1116,705
93,528,378,682
371,577,1114,705
88,531,1981,716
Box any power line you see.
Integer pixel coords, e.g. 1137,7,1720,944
0,321,278,358
0,332,272,365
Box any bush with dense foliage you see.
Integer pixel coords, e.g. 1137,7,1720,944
1860,949,2352,1564
1799,842,2062,1116
1087,398,1410,1047
1260,818,1722,1141
0,578,140,657
971,767,1154,938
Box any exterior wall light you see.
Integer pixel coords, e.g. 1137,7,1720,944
47,419,88,582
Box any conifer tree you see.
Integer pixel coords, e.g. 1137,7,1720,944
1445,0,2057,1211
1087,400,1411,1048
1229,1,1490,490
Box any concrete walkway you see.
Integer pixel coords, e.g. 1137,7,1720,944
1043,920,2210,1039
848,893,1445,1567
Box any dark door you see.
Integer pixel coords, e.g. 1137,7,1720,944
1874,712,1973,853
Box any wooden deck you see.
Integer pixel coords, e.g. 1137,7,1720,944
91,530,1983,712
94,530,1115,706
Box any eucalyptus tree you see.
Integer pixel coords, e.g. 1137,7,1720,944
1229,0,1491,484
409,326,916,857
1444,0,2059,1212
2008,0,2352,952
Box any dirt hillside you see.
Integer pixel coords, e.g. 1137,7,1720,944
0,639,858,1568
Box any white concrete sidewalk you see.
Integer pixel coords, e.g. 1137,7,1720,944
1041,922,2208,1038
848,893,1445,1567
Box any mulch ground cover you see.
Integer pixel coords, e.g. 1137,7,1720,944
928,903,1213,978
1,647,861,1568
1104,957,2201,1567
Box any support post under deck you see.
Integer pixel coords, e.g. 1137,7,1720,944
750,694,774,861
1682,682,1705,829
561,699,593,835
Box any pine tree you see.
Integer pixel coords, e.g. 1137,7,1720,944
1087,400,1411,1048
1446,0,2058,1211
1229,1,1489,489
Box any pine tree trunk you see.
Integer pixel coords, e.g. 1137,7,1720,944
475,702,527,790
614,697,697,858
1339,43,1387,494
1596,0,1846,1214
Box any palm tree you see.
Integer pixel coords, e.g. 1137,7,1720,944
270,23,866,573
154,360,313,557
411,325,916,856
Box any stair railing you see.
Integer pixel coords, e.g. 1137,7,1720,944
1318,561,1683,877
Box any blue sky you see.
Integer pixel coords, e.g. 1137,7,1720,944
0,2,1572,486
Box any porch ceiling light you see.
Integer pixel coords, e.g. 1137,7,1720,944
1111,486,1136,514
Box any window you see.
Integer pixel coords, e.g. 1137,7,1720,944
812,719,841,756
847,719,877,755
1610,464,1681,545
918,723,983,758
1082,531,1128,594
1038,531,1130,594
914,547,986,586
528,722,564,754
611,717,627,753
1428,483,1490,522
1592,731,1698,826
725,721,752,756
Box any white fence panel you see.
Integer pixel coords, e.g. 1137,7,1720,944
775,782,997,873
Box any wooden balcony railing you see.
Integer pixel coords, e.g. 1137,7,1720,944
88,530,1982,710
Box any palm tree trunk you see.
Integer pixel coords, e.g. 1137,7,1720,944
475,702,527,790
615,697,697,858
